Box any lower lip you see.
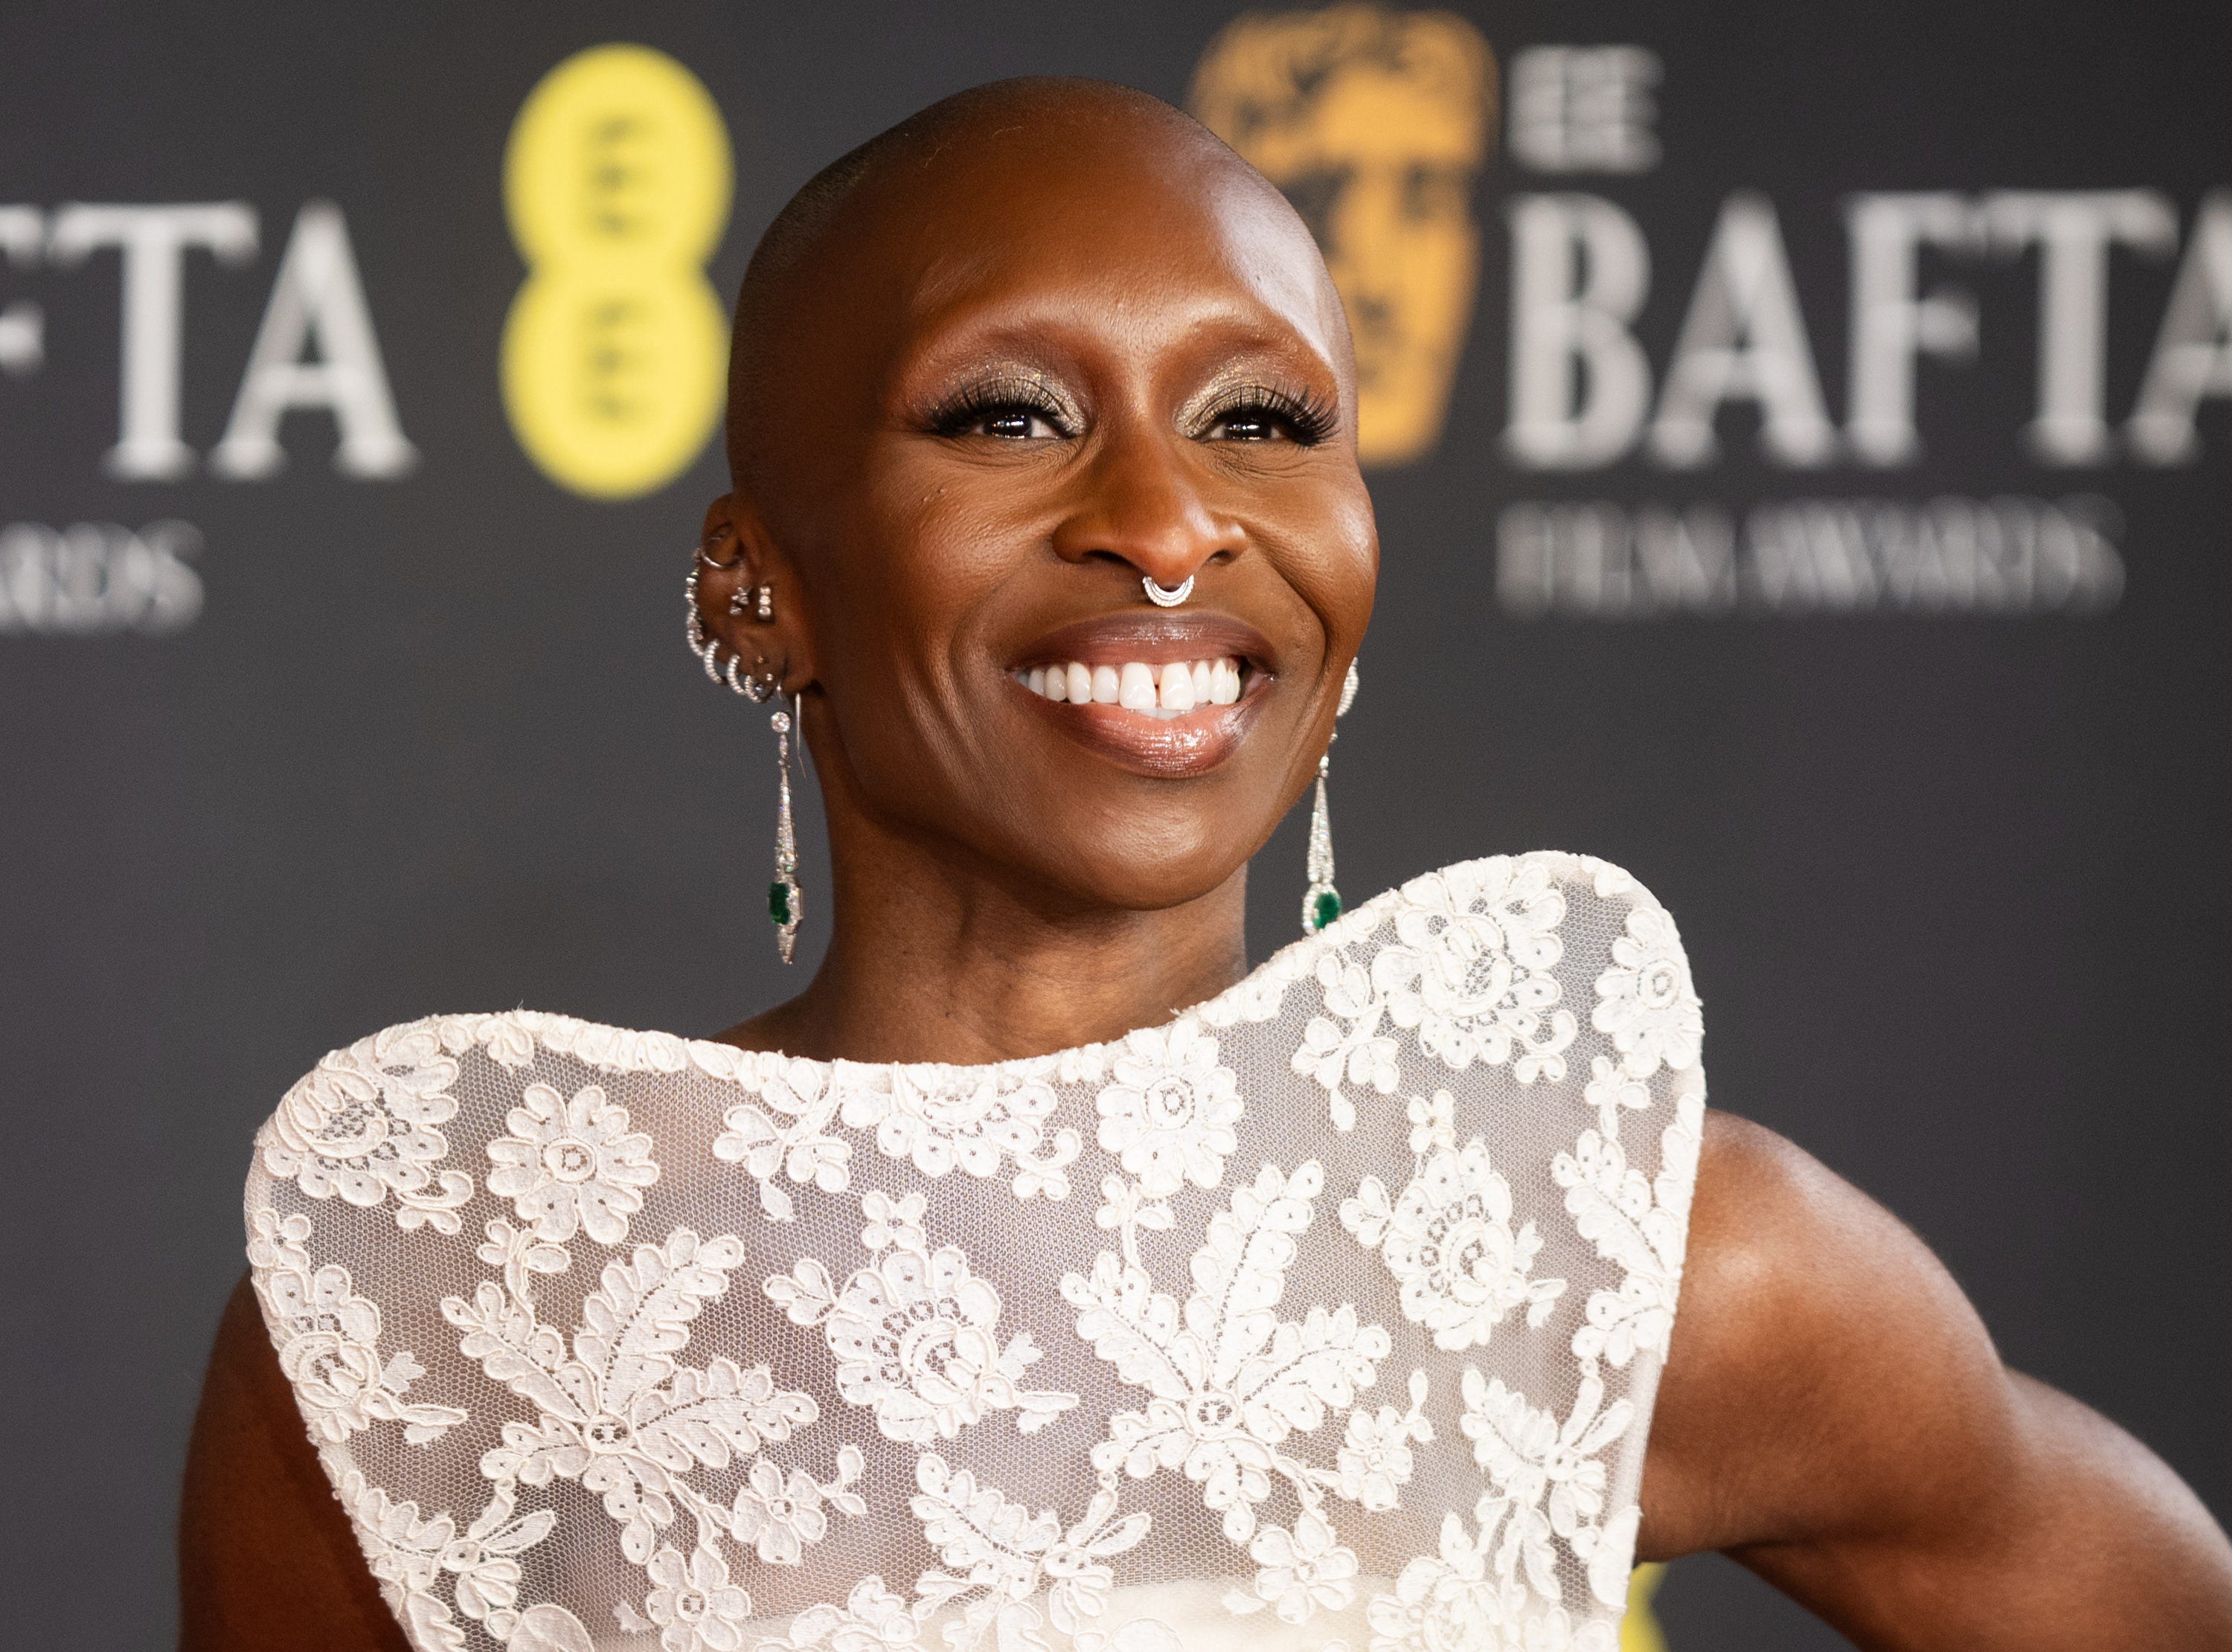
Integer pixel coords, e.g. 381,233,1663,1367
1016,681,1261,777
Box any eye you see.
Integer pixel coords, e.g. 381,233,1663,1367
928,378,1077,442
1196,384,1338,446
961,404,1065,440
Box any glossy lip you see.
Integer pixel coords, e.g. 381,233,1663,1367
1006,611,1277,780
1015,681,1266,778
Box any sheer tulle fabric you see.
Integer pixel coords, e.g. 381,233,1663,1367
244,852,1706,1652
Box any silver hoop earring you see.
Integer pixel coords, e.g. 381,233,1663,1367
686,562,727,682
769,696,802,965
1142,574,1193,608
1302,657,1360,935
689,556,780,698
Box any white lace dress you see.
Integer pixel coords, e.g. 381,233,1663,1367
243,852,1707,1652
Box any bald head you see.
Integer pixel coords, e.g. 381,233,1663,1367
724,76,1343,491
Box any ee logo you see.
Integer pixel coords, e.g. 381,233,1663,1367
502,45,731,500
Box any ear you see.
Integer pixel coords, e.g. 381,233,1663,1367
691,493,818,697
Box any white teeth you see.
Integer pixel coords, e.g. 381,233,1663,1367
1118,661,1158,711
1022,657,1248,714
1158,661,1195,713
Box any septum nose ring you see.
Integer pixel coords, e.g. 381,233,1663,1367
1142,574,1195,607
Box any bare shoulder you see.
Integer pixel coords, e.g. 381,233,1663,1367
1640,1109,2014,1561
1641,1111,2232,1650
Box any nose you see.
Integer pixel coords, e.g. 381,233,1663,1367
1049,419,1234,590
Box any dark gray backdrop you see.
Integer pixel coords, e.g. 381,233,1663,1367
3,4,2227,1648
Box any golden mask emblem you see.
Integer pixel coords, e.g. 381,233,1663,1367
1192,6,1495,467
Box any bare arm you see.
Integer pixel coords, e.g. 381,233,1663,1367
179,1273,408,1652
1640,1111,2232,1649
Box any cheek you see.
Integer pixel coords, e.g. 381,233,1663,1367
1266,475,1379,643
807,461,1039,791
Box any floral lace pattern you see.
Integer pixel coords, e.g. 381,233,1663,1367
245,853,1705,1652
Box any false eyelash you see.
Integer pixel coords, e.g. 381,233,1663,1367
926,376,1077,439
1196,381,1340,446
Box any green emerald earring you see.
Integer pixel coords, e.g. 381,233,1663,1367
1302,658,1360,935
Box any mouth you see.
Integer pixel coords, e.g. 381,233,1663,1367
1007,613,1272,778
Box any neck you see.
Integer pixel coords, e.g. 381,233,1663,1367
719,795,1252,1068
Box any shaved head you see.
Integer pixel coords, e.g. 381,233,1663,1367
724,76,1344,490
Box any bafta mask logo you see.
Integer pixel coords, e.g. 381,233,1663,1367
1192,6,1495,467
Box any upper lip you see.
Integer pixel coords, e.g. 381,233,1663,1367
1012,611,1274,670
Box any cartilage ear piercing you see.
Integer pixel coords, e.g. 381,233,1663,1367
685,561,726,681
1302,657,1361,935
754,584,775,623
769,696,802,964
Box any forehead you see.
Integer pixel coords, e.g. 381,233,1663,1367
838,126,1347,377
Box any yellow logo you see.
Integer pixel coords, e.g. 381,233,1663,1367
1623,1562,1670,1651
1192,5,1495,468
501,44,732,500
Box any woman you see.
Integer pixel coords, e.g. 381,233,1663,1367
181,79,2232,1651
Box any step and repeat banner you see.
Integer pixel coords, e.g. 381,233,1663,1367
3,4,2228,1648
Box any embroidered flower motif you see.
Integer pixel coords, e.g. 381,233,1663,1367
1366,1502,1530,1652
1294,953,1402,1130
838,1061,1079,1198
1344,1142,1566,1352
644,1544,753,1652
327,1466,557,1648
911,1455,1152,1627
713,1056,851,1222
486,1082,660,1246
251,1209,464,1445
1039,1487,1152,1633
1231,1508,1360,1623
1460,1368,1633,1601
766,1218,1080,1444
1334,1370,1434,1512
859,1190,926,1254
439,1485,558,1640
1581,1055,1652,1141
1067,1160,1389,1556
1591,903,1702,1078
1379,860,1577,1082
448,1229,829,1566
1094,1019,1242,1197
1554,1096,1702,1369
730,1459,830,1565
1406,1089,1458,1155
258,1025,473,1230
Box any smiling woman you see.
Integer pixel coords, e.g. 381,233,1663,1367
178,78,2232,1652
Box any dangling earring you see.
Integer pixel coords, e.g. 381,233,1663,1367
1302,658,1361,935
769,695,802,965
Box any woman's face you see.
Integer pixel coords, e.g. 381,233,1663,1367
716,115,1378,914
